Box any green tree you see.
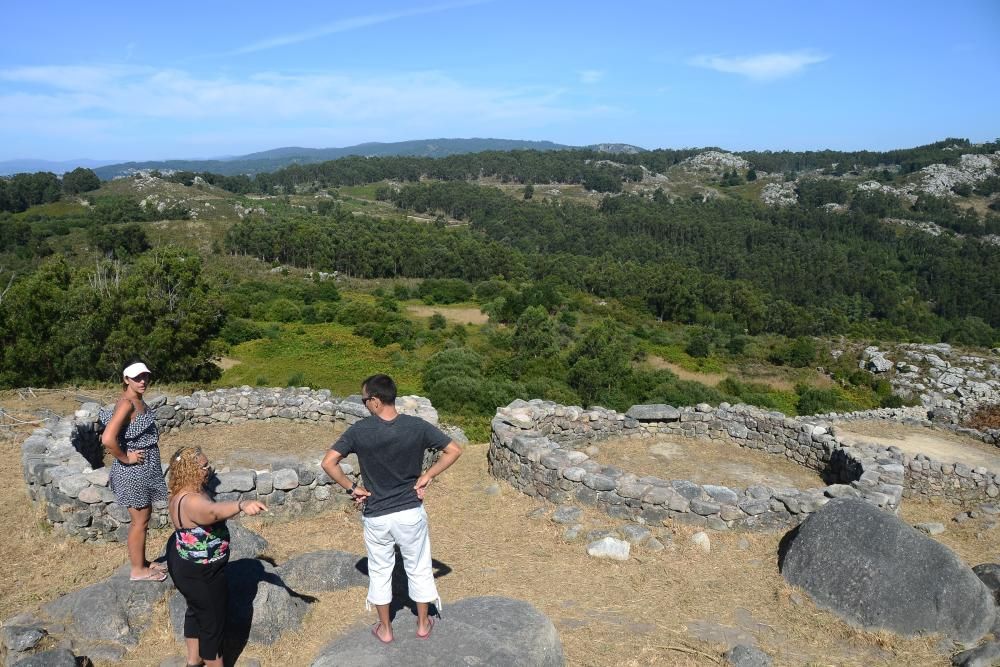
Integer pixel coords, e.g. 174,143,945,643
90,223,151,260
567,319,635,407
512,305,559,359
62,167,101,194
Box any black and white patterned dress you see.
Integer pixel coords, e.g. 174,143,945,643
98,402,169,508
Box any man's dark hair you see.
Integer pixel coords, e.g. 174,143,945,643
362,374,397,404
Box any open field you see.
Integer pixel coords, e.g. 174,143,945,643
217,323,427,397
405,304,489,325
3,394,998,665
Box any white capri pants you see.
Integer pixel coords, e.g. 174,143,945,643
362,505,440,607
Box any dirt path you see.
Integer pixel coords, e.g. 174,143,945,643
644,356,727,386
835,421,1000,472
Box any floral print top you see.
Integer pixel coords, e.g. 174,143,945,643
173,494,230,564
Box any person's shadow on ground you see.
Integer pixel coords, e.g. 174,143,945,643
355,548,452,620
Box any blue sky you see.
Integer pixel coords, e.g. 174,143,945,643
1,0,998,161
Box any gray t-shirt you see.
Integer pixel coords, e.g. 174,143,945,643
332,413,451,517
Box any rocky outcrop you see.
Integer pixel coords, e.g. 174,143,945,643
2,539,360,664
760,182,797,207
918,153,1000,197
781,498,996,644
862,343,1000,422
683,151,750,171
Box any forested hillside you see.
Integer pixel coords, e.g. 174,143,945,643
2,140,998,430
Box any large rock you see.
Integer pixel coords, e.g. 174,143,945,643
973,563,1000,604
10,649,79,667
41,565,169,646
228,521,269,561
275,550,367,593
169,559,310,647
311,596,563,666
781,498,996,643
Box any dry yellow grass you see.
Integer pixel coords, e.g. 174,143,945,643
590,435,826,490
0,395,983,666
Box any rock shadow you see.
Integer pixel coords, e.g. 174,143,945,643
776,523,801,573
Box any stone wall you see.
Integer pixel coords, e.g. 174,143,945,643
20,387,451,542
488,400,907,532
824,408,1000,504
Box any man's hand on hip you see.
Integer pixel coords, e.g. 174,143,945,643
414,473,433,500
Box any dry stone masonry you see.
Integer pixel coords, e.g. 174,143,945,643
488,399,910,532
20,387,458,542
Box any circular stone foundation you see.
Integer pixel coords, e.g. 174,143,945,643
20,387,456,542
588,435,828,491
160,420,349,471
488,400,917,532
834,420,1000,473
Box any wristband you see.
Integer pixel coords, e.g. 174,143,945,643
346,482,357,495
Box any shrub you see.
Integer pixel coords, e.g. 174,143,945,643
964,404,1000,431
219,318,265,345
795,385,860,415
336,300,380,325
418,278,473,304
267,298,301,322
769,337,817,367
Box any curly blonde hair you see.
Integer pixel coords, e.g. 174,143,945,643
168,446,206,496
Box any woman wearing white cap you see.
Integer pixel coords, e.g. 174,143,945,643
99,360,170,582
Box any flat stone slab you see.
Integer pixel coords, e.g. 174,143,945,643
625,404,680,421
311,596,563,666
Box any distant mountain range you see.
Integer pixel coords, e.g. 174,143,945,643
0,138,647,179
0,158,122,176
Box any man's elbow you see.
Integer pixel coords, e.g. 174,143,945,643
321,452,341,476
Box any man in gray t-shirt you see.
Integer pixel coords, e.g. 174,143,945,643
322,374,462,644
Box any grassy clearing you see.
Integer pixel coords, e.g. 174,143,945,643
12,200,90,218
217,322,427,396
644,343,728,375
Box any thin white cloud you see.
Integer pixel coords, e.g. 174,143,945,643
0,64,616,149
579,69,605,84
689,51,828,81
230,0,488,55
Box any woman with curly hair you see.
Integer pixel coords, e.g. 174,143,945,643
99,360,169,582
167,446,266,667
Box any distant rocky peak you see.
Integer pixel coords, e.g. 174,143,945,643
683,150,750,170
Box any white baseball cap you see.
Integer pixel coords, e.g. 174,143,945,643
123,362,151,379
